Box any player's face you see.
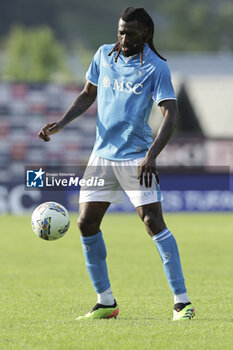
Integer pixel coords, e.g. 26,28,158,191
118,18,148,57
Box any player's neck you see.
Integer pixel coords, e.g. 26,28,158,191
121,44,149,63
122,54,137,63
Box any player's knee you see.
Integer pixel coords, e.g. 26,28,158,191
77,216,99,236
143,213,165,235
143,214,156,230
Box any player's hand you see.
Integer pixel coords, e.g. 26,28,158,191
38,122,62,142
137,156,159,188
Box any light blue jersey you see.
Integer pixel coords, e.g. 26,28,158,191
86,44,176,161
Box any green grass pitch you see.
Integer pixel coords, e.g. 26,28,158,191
0,213,232,350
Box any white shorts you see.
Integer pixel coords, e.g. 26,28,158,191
79,153,162,208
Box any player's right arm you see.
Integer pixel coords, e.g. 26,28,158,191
38,81,97,142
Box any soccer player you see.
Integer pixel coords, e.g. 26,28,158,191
39,7,195,321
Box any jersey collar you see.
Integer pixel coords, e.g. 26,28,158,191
120,43,150,63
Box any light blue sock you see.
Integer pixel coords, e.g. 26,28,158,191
152,228,187,295
80,231,110,294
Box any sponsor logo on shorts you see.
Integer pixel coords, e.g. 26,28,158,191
143,191,154,197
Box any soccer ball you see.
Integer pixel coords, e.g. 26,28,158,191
31,202,70,241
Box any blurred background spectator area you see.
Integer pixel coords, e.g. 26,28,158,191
0,83,97,182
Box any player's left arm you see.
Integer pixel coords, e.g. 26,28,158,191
137,99,178,187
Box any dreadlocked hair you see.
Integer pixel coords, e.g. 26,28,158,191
108,7,166,65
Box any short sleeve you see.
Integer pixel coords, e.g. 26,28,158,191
85,46,102,86
153,62,176,105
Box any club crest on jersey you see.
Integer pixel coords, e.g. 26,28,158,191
136,68,146,77
102,75,143,95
